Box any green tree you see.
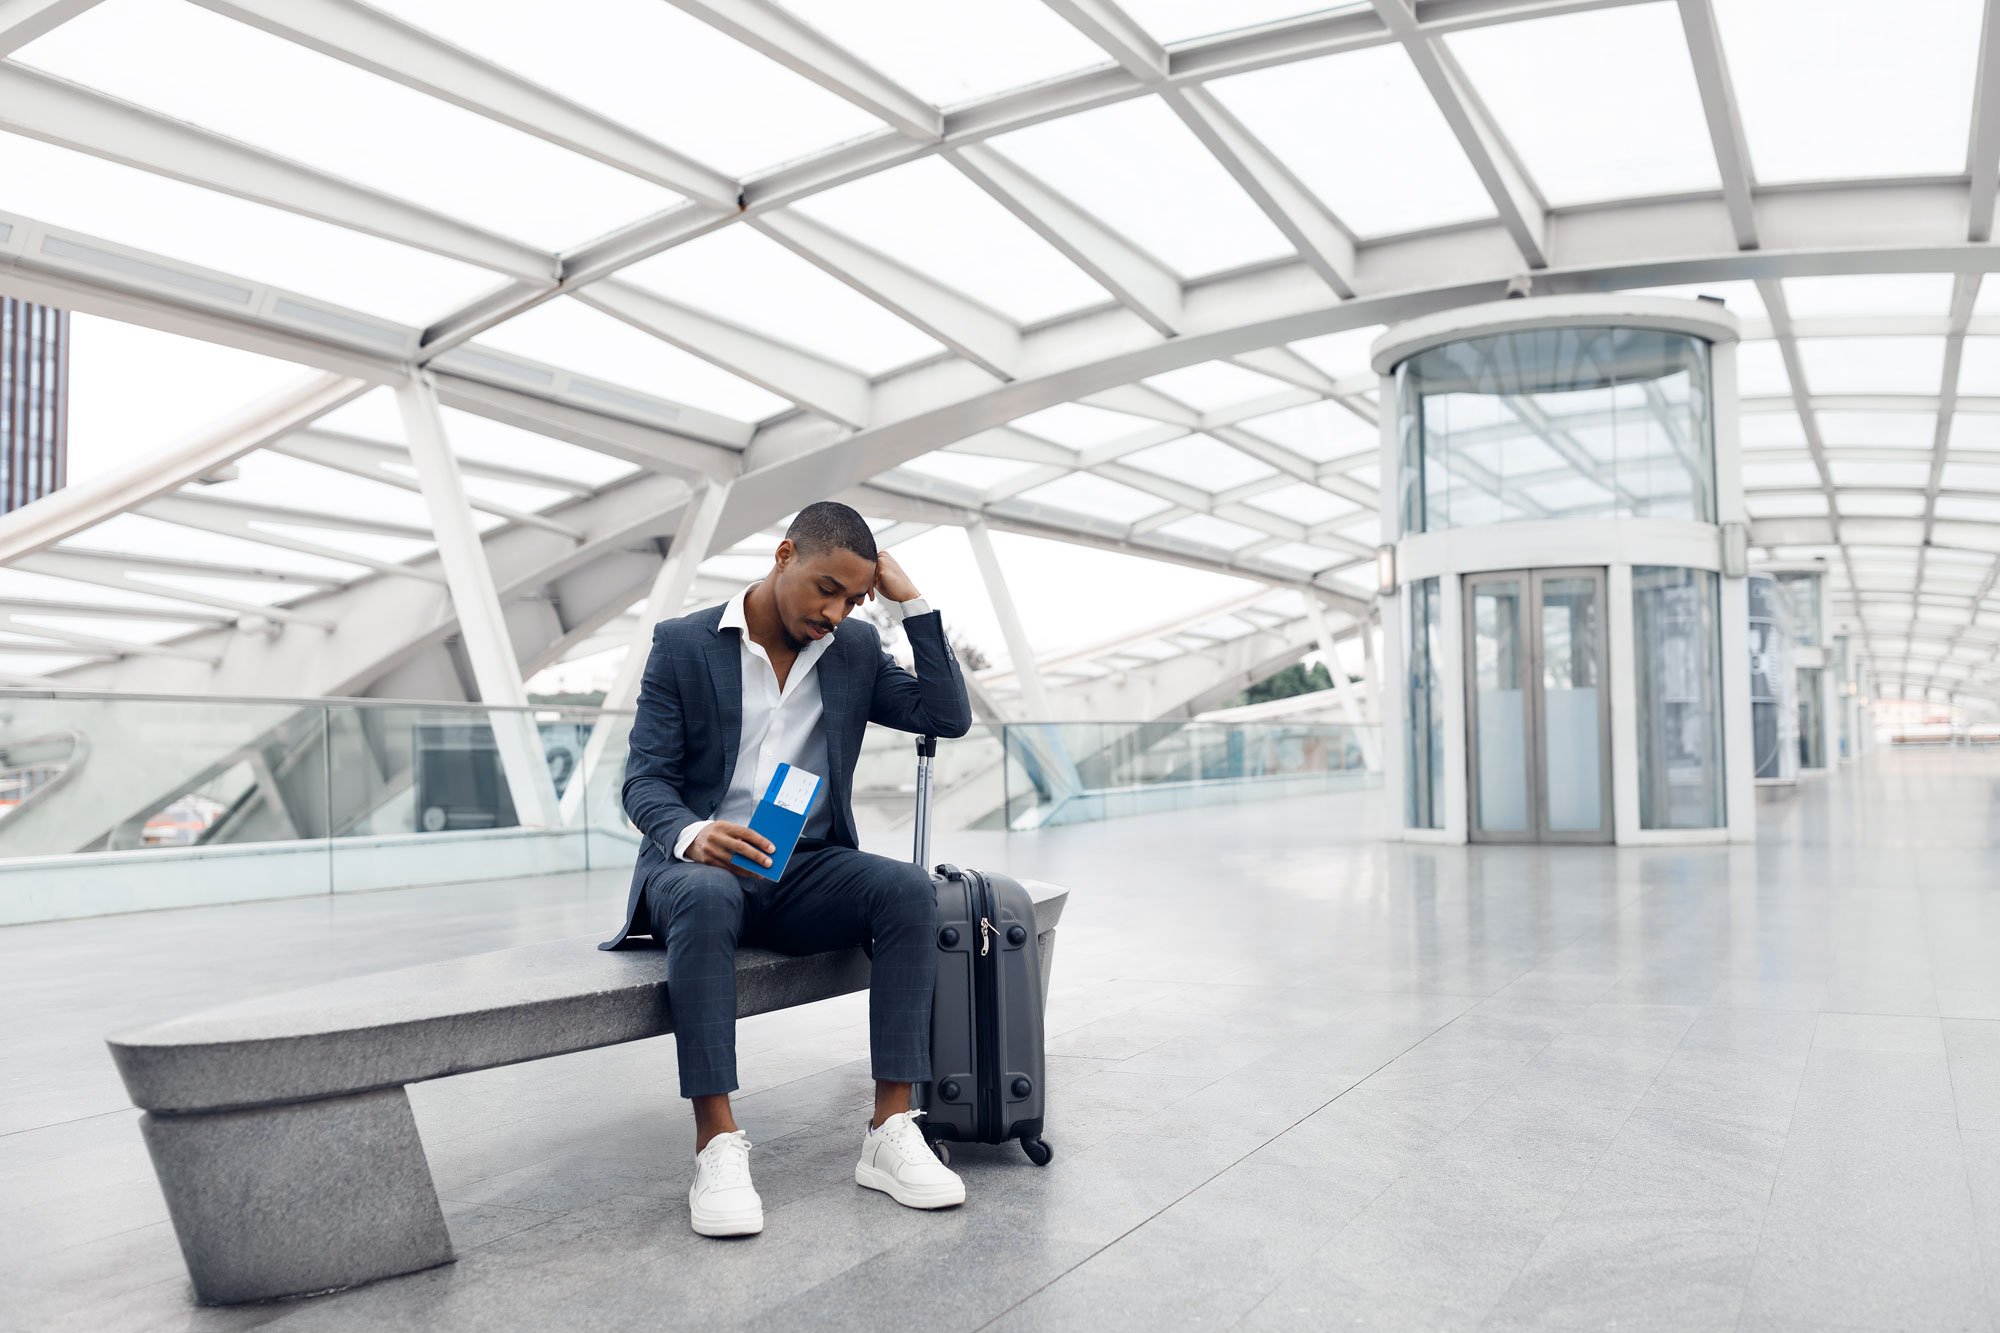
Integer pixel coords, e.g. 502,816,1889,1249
1224,661,1336,709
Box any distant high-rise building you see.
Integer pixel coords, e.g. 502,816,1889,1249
0,298,68,513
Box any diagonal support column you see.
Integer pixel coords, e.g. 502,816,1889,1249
1303,593,1381,771
965,518,1049,720
397,372,562,829
561,478,733,823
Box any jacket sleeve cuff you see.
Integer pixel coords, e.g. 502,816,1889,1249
672,819,711,861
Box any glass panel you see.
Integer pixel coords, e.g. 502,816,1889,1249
1537,575,1602,832
777,0,1107,108
1772,571,1823,646
1404,577,1444,829
1797,667,1825,769
990,97,1293,276
1712,0,1982,184
1795,337,1947,395
1444,4,1719,206
1396,326,1714,533
1142,362,1288,411
1470,577,1528,833
379,0,887,176
622,227,945,375
794,157,1106,323
0,695,326,861
1633,566,1725,829
1209,45,1495,237
1747,573,1799,780
987,718,1379,830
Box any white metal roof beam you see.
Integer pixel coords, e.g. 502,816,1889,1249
0,615,220,665
665,0,942,141
852,479,1370,614
16,549,339,628
752,209,1021,379
1923,274,1981,549
269,432,586,540
0,63,556,280
1164,85,1357,297
0,372,369,566
947,143,1182,335
0,596,232,624
1227,346,1340,396
191,0,740,209
139,493,448,585
1368,0,1547,268
430,372,742,481
1041,0,1166,82
0,0,100,55
285,428,594,497
577,280,873,428
1675,0,1757,250
1970,0,2000,242
1757,278,1869,666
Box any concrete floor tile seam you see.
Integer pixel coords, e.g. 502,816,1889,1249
1940,1050,2000,1326
967,1013,1467,1333
1393,977,1744,1324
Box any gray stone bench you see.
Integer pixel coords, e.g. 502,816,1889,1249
106,879,1069,1306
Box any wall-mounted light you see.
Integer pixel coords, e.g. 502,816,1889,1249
1376,544,1398,594
1719,521,1749,578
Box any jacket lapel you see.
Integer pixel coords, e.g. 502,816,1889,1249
818,639,849,791
701,628,742,799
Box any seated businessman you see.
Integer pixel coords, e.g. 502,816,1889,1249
602,500,973,1238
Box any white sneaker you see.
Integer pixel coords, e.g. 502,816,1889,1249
855,1111,966,1210
688,1130,763,1237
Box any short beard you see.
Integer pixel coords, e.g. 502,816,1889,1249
778,623,811,653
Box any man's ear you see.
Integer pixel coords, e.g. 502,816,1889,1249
773,538,795,569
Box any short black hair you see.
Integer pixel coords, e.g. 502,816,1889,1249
786,501,877,563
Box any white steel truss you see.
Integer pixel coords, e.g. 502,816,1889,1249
0,0,1993,709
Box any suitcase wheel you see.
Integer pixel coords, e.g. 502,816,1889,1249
1020,1135,1053,1167
932,1140,952,1167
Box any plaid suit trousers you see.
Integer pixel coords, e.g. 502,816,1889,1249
643,839,937,1098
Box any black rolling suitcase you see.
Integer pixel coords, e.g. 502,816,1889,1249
909,735,1052,1167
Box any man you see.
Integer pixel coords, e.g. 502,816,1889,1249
602,501,973,1238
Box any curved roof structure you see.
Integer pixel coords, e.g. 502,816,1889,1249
0,0,1994,707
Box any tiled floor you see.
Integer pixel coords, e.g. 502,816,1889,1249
4,748,1999,1331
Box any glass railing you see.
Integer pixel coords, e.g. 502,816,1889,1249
0,689,1378,921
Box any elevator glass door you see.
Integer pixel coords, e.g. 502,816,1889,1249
1465,568,1612,843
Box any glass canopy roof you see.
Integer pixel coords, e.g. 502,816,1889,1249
1,0,1997,706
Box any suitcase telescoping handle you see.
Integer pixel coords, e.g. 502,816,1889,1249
912,734,937,869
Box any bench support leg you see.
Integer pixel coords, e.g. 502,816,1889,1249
141,1085,453,1304
1036,927,1057,1013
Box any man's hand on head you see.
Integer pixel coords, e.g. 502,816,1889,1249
872,550,921,604
686,821,774,877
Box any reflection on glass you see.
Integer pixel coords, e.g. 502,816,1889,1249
1747,573,1798,780
1470,578,1528,832
1538,575,1602,832
1405,577,1445,829
1633,566,1724,828
986,718,1379,830
1797,667,1825,769
1396,326,1714,534
1772,570,1822,647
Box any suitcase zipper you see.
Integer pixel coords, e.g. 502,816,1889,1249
968,869,1003,1142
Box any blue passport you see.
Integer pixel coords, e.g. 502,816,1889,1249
730,763,823,881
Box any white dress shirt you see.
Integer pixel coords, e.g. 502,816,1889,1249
672,585,932,861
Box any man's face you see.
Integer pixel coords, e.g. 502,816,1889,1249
771,541,875,651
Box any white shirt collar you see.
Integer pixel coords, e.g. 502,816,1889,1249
720,584,838,653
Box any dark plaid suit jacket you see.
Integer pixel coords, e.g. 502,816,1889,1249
601,601,972,950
